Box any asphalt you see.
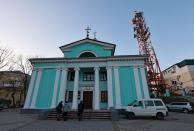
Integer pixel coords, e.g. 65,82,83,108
1,108,194,131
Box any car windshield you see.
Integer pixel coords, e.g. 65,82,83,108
128,100,137,106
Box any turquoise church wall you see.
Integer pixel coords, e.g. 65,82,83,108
119,67,137,106
36,69,56,108
63,42,112,58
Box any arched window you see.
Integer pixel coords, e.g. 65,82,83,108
79,52,96,58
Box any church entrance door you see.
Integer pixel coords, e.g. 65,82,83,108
83,91,93,109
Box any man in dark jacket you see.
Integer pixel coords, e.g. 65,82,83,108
56,101,63,121
77,101,84,121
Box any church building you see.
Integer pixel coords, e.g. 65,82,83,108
23,30,150,110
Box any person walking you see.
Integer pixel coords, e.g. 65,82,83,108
62,101,70,121
77,101,84,121
56,101,63,121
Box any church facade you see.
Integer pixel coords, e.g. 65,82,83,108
23,37,150,110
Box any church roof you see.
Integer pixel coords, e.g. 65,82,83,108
59,38,116,54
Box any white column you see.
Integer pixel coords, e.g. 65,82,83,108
58,68,68,104
51,68,61,108
72,67,79,110
114,66,122,109
106,66,113,108
133,67,142,100
30,69,42,108
94,66,100,110
24,70,37,108
140,67,150,98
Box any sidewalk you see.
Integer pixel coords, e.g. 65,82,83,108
0,108,38,131
0,109,115,131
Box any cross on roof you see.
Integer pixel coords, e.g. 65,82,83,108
85,27,91,38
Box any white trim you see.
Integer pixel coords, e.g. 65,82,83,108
30,70,42,108
77,50,98,57
114,66,122,109
51,69,60,108
94,67,100,110
133,67,142,100
58,68,68,104
72,67,80,109
60,39,115,50
33,64,144,70
106,66,113,108
140,68,150,98
23,70,37,108
30,55,147,64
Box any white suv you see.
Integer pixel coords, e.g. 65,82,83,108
124,99,168,120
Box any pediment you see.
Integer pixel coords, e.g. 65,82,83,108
59,38,116,52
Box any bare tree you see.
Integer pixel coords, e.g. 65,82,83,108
0,46,14,70
12,55,34,106
14,55,33,75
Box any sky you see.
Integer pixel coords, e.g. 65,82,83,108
0,0,194,70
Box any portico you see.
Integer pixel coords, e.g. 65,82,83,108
57,65,121,110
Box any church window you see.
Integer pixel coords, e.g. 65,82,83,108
67,71,75,81
101,91,108,103
79,52,96,58
83,72,94,81
100,71,107,81
78,91,81,100
65,91,68,102
68,91,73,102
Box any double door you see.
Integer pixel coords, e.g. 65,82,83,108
83,91,93,109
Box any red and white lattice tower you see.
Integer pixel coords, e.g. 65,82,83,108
132,11,165,93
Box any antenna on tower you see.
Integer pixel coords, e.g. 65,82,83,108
132,11,165,95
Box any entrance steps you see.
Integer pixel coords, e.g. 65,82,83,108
47,110,111,120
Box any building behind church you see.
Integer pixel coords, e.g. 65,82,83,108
163,59,194,94
0,71,29,107
23,34,150,111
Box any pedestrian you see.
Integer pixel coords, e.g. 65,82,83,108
62,101,70,121
77,101,84,121
56,101,63,121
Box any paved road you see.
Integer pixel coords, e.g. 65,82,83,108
115,112,194,131
1,109,194,131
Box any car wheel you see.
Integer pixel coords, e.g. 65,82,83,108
182,108,189,113
127,112,135,120
156,112,164,120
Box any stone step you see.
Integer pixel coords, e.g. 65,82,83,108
48,110,111,120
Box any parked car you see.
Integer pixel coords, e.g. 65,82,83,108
166,102,192,113
124,99,168,120
0,102,8,111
